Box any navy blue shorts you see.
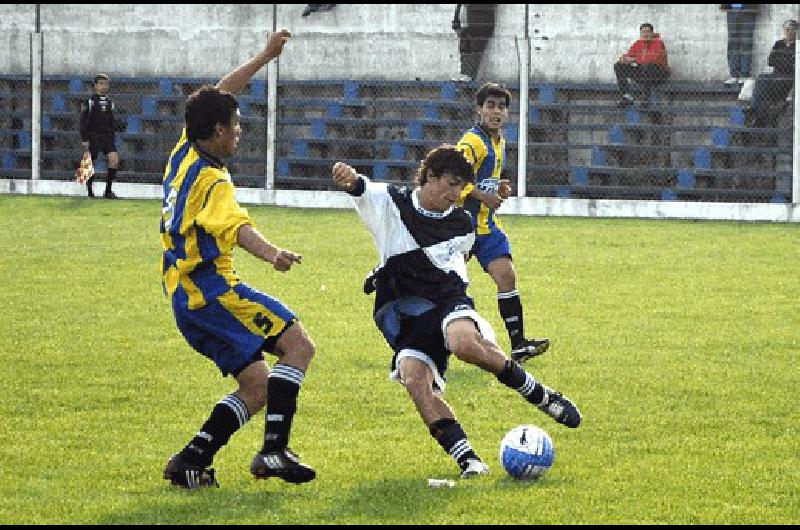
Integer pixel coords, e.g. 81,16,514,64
172,282,297,377
472,226,512,270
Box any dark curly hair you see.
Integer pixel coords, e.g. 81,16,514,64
185,85,239,142
415,145,473,186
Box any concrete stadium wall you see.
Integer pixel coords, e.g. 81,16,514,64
1,4,798,82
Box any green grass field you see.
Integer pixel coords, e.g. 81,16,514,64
0,195,797,524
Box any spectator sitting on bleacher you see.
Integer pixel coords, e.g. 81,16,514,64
79,74,119,199
614,23,670,107
745,19,797,128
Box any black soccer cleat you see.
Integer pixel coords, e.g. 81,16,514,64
511,338,550,363
250,447,316,484
163,453,219,490
538,390,581,429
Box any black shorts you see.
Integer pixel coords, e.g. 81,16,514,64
89,135,117,160
376,296,495,394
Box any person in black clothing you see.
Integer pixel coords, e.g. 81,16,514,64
80,74,118,199
452,4,497,82
747,20,797,128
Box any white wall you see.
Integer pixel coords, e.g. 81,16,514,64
0,4,798,80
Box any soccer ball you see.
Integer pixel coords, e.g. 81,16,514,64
499,425,555,480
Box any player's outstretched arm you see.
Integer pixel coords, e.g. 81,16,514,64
216,29,292,95
237,223,302,272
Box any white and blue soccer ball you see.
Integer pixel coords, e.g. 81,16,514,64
499,425,555,480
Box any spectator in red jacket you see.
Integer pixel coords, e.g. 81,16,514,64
614,23,671,107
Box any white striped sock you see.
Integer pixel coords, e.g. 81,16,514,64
219,394,250,428
269,363,305,386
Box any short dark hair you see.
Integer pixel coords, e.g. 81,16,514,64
476,82,512,107
640,23,654,32
93,74,109,85
185,85,239,142
416,145,473,186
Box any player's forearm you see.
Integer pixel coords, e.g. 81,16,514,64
237,223,279,263
216,53,272,95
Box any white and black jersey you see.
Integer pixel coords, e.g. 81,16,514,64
348,175,475,312
348,174,496,394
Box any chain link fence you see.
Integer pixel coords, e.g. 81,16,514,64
0,4,797,206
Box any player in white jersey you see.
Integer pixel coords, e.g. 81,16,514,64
332,146,581,479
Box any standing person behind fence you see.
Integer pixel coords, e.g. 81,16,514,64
746,19,797,128
614,23,671,107
160,29,320,490
721,4,759,84
455,82,550,364
332,149,580,479
452,4,497,82
79,74,119,199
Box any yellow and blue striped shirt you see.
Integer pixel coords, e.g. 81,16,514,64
160,130,253,309
456,125,505,235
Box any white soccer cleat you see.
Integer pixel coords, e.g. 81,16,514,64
460,458,489,479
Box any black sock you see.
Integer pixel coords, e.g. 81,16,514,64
496,360,547,406
105,168,117,194
262,363,304,454
429,418,480,470
498,290,525,348
179,393,251,468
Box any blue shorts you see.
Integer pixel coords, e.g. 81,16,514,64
471,226,512,270
172,282,297,377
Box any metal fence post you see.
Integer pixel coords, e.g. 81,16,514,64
30,29,42,181
794,15,799,204
517,32,530,198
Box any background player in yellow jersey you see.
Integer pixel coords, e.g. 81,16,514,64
160,29,318,489
456,82,550,363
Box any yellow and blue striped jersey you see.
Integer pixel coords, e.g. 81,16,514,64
456,124,505,235
160,130,253,309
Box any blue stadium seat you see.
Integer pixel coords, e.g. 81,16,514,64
311,118,326,140
625,108,640,124
52,94,66,113
677,169,695,189
528,105,540,124
127,116,141,134
693,148,711,169
344,81,360,104
661,189,678,201
609,125,625,144
408,121,424,140
42,116,52,131
591,146,606,166
69,77,83,94
729,107,745,126
326,103,343,118
2,152,15,170
770,193,788,203
142,97,157,116
424,103,439,120
159,79,173,97
570,166,589,186
17,131,31,150
292,139,309,158
539,84,556,105
239,98,249,116
505,123,518,143
373,162,388,180
556,186,572,198
389,142,405,160
277,159,290,176
440,82,457,101
712,127,730,147
251,79,266,101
